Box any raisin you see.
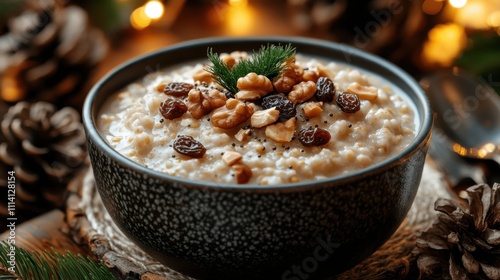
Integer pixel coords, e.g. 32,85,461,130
159,98,188,120
336,91,360,113
173,135,206,158
163,82,194,97
315,77,335,102
261,94,296,120
298,127,331,147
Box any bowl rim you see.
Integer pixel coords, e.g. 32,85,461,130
83,36,433,191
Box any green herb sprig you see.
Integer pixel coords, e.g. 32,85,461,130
206,44,296,93
0,241,117,280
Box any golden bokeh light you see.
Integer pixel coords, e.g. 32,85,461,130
422,0,444,15
480,143,497,156
1,77,24,102
421,23,467,68
452,143,468,156
229,0,248,8
130,6,152,30
449,0,467,8
488,11,500,27
454,1,488,29
144,0,165,20
225,2,254,35
478,148,488,158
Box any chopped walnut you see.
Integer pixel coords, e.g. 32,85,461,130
211,98,254,129
219,51,248,69
235,128,252,142
235,72,273,101
156,83,167,93
222,151,243,166
282,57,301,71
288,81,317,104
193,67,214,85
187,88,227,119
303,102,323,118
218,51,249,70
288,59,304,76
273,60,304,93
302,70,320,83
346,82,378,101
317,63,336,79
265,117,296,143
250,107,280,128
232,162,252,184
273,68,302,93
219,53,237,69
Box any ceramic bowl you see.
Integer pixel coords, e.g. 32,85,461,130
83,37,432,280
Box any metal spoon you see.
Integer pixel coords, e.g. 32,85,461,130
420,68,500,165
428,124,486,189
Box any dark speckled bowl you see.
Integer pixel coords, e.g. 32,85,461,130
83,37,432,280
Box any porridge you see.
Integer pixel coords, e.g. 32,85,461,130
98,45,416,185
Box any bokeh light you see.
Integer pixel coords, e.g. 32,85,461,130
454,2,488,29
130,6,152,30
422,0,444,15
225,1,254,35
449,0,467,8
144,0,165,20
421,23,467,68
229,0,248,8
488,11,500,27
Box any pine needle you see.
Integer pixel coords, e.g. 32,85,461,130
206,44,296,93
0,241,116,280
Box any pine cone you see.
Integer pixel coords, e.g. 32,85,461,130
0,0,107,105
0,101,87,226
414,183,500,280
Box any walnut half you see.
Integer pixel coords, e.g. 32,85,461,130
273,63,303,93
211,98,254,129
235,72,273,101
187,88,227,119
288,81,317,104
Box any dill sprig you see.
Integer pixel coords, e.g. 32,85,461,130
206,44,296,93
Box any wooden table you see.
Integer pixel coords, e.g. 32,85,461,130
0,210,85,256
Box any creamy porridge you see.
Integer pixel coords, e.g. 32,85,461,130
98,47,416,185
